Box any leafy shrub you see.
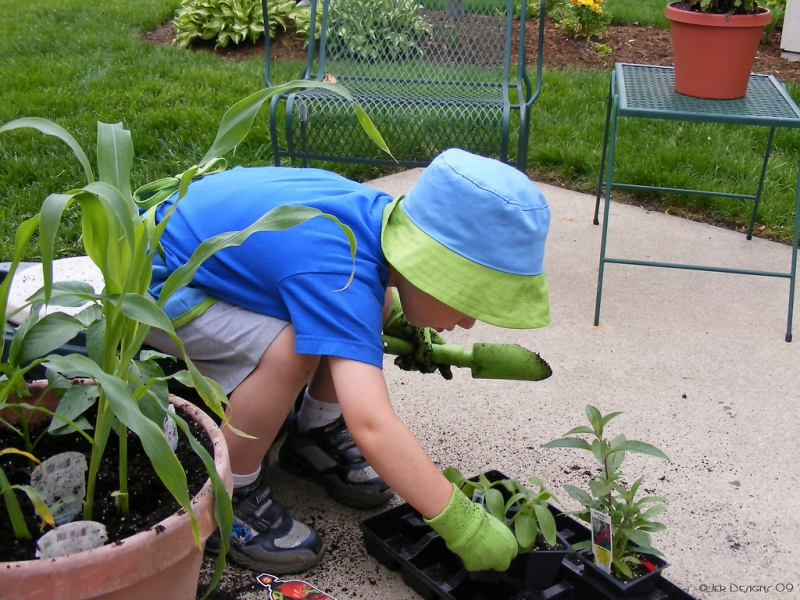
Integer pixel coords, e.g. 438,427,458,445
173,0,295,49
550,0,611,39
289,4,317,40
325,0,433,60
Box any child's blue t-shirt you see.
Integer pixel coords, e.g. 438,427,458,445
149,165,394,368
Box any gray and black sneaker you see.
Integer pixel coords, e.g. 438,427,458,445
279,414,394,509
206,475,324,574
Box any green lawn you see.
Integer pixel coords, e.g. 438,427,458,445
1,0,798,261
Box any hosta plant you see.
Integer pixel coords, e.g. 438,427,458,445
173,0,293,49
543,405,669,581
0,79,389,592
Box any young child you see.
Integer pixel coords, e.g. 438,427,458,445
144,148,551,575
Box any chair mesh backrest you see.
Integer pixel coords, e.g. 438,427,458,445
269,0,538,167
312,0,517,96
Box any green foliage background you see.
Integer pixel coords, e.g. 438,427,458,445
1,0,799,261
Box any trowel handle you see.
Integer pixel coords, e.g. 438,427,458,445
381,335,474,368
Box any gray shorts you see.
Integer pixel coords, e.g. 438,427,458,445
144,300,289,395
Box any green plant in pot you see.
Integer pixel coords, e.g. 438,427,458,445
443,467,569,591
543,404,669,595
0,80,389,599
665,0,772,99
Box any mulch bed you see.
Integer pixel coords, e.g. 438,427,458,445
143,18,800,85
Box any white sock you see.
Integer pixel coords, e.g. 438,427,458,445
297,389,342,433
232,466,261,489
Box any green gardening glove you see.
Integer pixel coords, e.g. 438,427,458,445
382,289,453,380
425,483,518,572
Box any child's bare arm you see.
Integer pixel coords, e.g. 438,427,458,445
329,356,518,572
328,356,452,518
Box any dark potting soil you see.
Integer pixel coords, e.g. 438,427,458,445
0,402,211,563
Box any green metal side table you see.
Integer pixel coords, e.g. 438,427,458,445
593,63,800,342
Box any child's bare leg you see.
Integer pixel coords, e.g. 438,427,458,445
223,325,319,476
211,324,325,574
280,356,394,508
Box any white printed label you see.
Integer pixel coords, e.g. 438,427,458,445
36,520,107,559
30,451,87,525
471,489,485,506
590,508,613,574
163,404,179,452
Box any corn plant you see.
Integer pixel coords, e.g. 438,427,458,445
0,79,390,591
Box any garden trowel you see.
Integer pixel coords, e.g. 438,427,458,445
381,335,552,381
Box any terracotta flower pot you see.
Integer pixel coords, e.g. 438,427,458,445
1,388,233,600
665,2,772,99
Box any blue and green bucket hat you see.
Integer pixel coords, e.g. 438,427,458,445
381,148,550,329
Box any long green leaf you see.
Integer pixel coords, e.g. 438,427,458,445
0,465,32,539
80,182,137,266
484,487,505,520
0,117,94,183
562,484,594,507
514,513,537,550
585,405,603,434
116,293,176,333
38,193,76,303
541,437,592,451
42,354,197,528
621,440,670,461
97,122,133,199
17,312,86,364
157,205,356,303
200,80,391,166
533,503,557,547
353,103,394,160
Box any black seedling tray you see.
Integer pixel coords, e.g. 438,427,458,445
359,473,697,600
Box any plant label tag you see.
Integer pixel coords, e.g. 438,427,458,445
30,451,87,525
471,489,485,506
35,520,107,559
163,404,179,452
590,508,613,574
256,573,336,599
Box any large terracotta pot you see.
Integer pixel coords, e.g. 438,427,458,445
666,2,772,99
1,388,233,600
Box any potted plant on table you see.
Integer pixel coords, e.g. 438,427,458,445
0,81,388,599
665,0,772,99
443,467,571,593
543,404,670,597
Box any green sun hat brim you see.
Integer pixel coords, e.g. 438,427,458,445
382,197,550,329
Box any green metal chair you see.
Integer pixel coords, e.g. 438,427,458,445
262,0,545,170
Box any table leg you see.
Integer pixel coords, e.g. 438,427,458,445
594,88,620,327
786,152,800,342
594,73,615,226
748,126,775,240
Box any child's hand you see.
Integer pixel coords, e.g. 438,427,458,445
383,290,453,379
424,483,518,571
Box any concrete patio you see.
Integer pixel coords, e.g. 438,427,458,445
205,168,800,600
